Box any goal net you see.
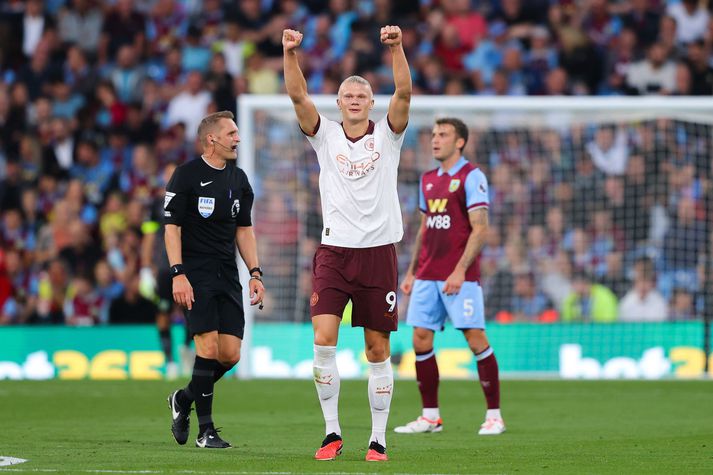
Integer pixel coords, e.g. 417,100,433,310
237,96,713,380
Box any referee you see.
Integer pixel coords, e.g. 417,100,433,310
164,110,265,449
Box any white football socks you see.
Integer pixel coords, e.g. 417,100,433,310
313,345,341,436
368,357,394,447
423,408,440,420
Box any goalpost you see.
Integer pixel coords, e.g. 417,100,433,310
237,95,713,380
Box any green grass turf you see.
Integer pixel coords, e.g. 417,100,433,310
0,379,711,474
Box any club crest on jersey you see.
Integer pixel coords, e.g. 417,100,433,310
198,197,215,218
365,137,375,151
449,179,461,192
231,199,240,218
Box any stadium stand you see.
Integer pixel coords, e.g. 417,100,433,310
0,0,712,327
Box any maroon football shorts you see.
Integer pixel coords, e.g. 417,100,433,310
310,243,398,332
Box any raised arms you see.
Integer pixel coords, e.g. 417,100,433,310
282,29,320,135
382,26,412,134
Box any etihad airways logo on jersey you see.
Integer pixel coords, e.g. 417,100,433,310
427,198,448,213
336,152,380,178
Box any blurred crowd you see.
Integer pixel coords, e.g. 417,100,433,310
255,112,712,324
1,0,712,326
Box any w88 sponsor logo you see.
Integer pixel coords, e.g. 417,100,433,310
426,215,451,229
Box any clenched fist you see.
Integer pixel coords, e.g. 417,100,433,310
380,25,402,46
283,29,303,52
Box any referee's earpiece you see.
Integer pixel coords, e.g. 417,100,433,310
211,138,233,152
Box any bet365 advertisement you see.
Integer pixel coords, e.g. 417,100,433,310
0,323,709,380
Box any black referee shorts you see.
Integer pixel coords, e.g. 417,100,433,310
184,260,245,339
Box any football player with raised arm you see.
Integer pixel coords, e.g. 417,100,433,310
283,25,411,461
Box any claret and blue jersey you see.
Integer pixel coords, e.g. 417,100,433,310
416,157,489,283
407,156,490,331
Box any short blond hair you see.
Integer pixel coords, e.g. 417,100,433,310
338,75,373,96
197,110,234,146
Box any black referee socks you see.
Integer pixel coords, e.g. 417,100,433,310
188,356,216,433
213,360,235,383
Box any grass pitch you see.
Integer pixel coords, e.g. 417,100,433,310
0,379,711,474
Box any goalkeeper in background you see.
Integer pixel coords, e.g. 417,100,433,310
394,117,505,436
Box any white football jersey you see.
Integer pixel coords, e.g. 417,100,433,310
306,113,406,248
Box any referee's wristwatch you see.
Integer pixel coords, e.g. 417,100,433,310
170,264,185,278
249,266,263,281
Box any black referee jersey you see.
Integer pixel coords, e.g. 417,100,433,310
163,156,254,263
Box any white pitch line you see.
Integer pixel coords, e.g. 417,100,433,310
0,458,27,468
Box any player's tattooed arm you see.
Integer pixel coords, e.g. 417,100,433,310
459,208,489,270
443,208,489,295
401,213,426,296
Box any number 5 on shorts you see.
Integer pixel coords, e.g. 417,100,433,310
464,298,474,318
